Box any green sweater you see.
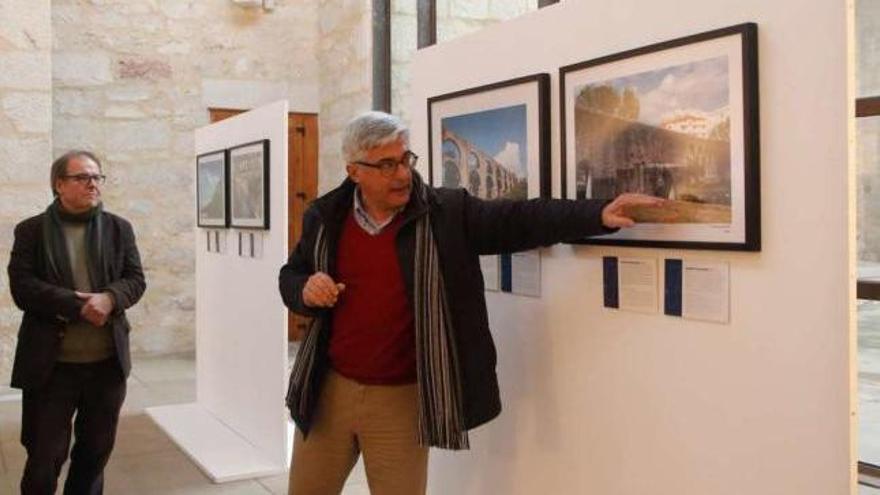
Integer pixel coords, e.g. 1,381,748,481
58,222,115,363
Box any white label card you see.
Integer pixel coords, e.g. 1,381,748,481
618,257,658,313
682,260,729,323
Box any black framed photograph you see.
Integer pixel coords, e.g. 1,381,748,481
196,149,228,228
560,23,760,251
229,139,270,230
428,74,550,297
428,73,551,199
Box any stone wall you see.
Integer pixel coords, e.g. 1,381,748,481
316,0,373,193
858,0,880,262
314,0,538,191
390,0,538,127
0,1,53,382
0,0,542,384
0,0,320,384
858,0,880,98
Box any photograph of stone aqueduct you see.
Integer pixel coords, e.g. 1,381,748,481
570,53,736,225
574,108,733,224
442,128,526,200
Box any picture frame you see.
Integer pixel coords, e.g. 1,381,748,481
427,73,551,199
229,139,270,230
427,74,550,297
196,149,229,228
560,23,760,251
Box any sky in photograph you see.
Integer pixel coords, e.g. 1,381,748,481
442,104,528,178
579,55,729,126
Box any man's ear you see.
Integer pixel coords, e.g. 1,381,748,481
346,163,359,183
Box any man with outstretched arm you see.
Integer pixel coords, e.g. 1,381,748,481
279,111,662,495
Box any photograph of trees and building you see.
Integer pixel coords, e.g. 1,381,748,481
574,55,732,223
231,149,265,222
441,104,529,200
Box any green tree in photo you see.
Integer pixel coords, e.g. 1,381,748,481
577,84,641,121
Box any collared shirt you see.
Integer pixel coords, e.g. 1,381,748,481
353,187,400,236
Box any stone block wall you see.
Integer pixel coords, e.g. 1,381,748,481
859,0,880,98
0,0,320,383
313,0,538,190
390,0,538,127
316,0,373,193
0,0,542,383
0,1,53,381
858,0,880,262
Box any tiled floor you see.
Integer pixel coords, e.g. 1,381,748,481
0,354,370,494
5,317,880,494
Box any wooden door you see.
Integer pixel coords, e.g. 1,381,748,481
286,114,318,341
208,108,319,341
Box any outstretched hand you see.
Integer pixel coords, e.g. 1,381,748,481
601,193,667,229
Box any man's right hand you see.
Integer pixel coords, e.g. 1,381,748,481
302,272,346,308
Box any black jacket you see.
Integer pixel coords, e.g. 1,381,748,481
279,178,611,431
7,210,146,389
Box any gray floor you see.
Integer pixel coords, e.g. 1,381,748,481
0,354,370,494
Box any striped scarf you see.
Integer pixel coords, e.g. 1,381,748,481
287,182,469,450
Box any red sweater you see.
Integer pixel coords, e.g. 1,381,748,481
329,212,416,384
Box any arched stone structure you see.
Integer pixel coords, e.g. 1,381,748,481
441,129,524,200
573,110,731,204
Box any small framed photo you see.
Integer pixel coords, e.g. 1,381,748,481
229,139,270,230
428,73,551,199
428,74,550,297
560,23,760,251
196,150,229,228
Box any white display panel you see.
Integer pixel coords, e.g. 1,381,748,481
408,0,852,493
148,100,290,482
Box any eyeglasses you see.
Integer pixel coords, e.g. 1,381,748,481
62,174,106,185
354,151,418,177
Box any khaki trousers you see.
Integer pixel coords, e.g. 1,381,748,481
288,371,428,495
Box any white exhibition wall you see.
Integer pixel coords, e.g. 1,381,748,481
148,100,290,481
195,99,290,467
409,1,853,494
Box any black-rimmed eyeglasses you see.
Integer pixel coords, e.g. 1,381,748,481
62,174,106,185
354,151,418,177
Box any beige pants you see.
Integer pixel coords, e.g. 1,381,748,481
288,371,428,495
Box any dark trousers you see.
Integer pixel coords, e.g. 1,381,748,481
20,358,126,495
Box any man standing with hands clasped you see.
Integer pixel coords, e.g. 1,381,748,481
8,150,146,495
279,111,664,495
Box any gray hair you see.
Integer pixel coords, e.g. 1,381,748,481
341,111,409,162
51,150,102,197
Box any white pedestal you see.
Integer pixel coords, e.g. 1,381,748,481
147,403,287,483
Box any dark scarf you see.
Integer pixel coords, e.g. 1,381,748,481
287,172,469,450
42,199,107,291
